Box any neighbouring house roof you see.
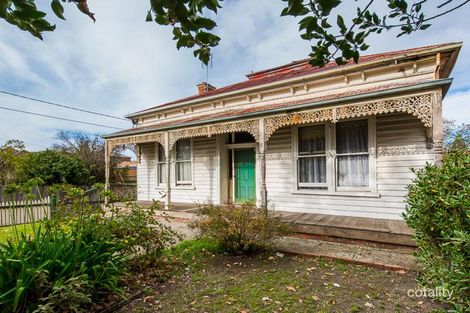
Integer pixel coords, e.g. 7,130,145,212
104,78,452,139
115,160,137,169
126,42,461,118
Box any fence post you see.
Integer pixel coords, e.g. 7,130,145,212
50,193,57,218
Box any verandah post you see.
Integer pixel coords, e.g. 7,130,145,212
259,118,268,210
164,132,171,210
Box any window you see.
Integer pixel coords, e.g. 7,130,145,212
295,118,374,192
336,120,369,187
297,125,327,188
175,139,192,185
156,143,166,185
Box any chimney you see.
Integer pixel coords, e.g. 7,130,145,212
197,82,216,95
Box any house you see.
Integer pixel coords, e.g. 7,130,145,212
113,154,137,184
103,42,461,244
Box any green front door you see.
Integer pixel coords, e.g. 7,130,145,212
234,149,256,203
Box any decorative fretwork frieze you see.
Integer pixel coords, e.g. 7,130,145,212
377,144,431,156
168,126,209,150
210,120,259,142
265,109,334,141
264,92,435,140
336,93,433,127
167,119,260,150
106,132,164,155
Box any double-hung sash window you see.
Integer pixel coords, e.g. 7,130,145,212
156,143,166,186
175,139,192,185
297,125,327,188
336,120,369,188
296,118,373,192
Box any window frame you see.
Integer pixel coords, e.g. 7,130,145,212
293,117,376,195
174,138,193,186
155,143,166,187
296,124,329,189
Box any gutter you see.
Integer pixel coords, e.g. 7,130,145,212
125,43,462,118
103,78,452,139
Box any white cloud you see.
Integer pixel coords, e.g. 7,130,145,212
443,89,470,124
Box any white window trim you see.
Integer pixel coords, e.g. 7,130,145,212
292,117,377,195
173,138,194,186
155,143,166,187
295,124,329,189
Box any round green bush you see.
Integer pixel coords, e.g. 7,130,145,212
404,148,469,311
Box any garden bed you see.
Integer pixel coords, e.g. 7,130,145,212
115,241,446,313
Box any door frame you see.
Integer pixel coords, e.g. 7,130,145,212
232,147,256,204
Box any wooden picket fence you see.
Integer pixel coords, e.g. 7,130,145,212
0,197,51,227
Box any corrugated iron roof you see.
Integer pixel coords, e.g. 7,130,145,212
128,43,458,117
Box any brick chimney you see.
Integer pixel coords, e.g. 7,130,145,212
197,82,216,95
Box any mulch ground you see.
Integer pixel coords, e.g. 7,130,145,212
109,253,446,313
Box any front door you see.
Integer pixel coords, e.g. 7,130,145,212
234,149,256,203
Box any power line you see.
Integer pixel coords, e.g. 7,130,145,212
0,90,128,121
0,106,123,130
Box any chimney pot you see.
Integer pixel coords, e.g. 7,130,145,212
197,82,216,95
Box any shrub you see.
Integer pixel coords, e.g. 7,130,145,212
404,147,469,311
0,185,178,312
190,202,289,254
16,150,88,185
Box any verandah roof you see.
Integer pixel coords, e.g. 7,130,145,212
103,78,451,140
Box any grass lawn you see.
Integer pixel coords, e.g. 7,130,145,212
115,240,446,313
0,223,36,243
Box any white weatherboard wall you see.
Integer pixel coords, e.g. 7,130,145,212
265,113,435,220
136,137,217,203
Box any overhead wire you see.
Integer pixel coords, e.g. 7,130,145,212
0,106,123,130
0,90,128,121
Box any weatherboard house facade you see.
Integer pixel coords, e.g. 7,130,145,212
104,42,461,221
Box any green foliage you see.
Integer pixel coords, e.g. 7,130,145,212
168,239,222,264
404,146,470,311
0,0,55,39
16,149,88,186
190,202,290,254
100,200,180,267
0,184,178,312
0,139,25,185
1,1,466,66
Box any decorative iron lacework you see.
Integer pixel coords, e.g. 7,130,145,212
335,93,433,127
378,144,431,156
210,119,259,142
264,92,435,141
265,109,334,141
168,126,209,150
167,119,260,150
106,132,164,155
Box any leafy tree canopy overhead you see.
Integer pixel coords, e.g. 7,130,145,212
1,0,468,66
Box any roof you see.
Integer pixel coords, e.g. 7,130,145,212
127,42,461,118
105,78,452,139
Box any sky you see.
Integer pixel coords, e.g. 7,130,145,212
0,0,469,151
